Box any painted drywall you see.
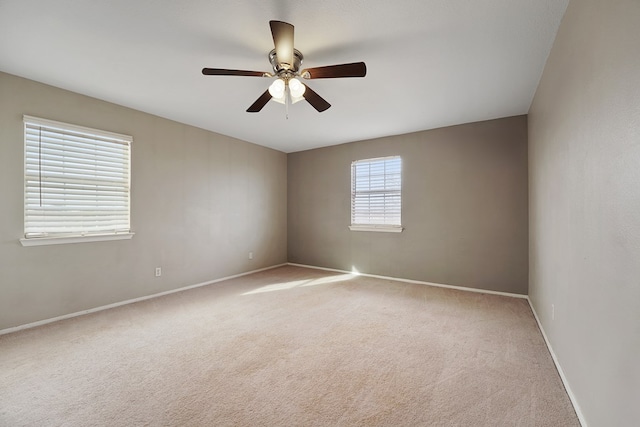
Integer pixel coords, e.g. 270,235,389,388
528,0,640,425
0,72,287,330
288,116,528,294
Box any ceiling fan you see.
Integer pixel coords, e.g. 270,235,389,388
202,20,367,113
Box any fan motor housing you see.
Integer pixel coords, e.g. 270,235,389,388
269,49,304,74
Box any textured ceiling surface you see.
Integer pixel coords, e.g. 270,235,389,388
0,0,569,153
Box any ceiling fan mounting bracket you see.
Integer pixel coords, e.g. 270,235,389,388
269,49,304,75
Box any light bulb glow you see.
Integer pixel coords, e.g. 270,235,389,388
289,78,306,98
268,78,285,99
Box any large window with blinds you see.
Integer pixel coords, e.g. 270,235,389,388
350,156,403,232
21,116,133,246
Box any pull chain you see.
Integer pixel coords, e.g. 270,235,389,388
285,82,290,120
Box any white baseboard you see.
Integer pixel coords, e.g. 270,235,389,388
527,299,587,427
287,262,528,299
0,263,287,336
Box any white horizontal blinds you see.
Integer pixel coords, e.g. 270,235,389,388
24,116,132,238
351,156,402,226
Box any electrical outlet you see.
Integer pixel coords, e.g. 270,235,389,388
249,252,253,260
552,304,555,321
155,267,162,277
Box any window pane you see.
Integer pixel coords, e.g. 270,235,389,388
23,116,132,238
351,156,402,227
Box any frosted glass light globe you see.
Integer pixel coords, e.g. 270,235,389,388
288,78,306,98
268,79,285,99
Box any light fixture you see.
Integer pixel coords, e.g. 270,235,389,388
269,77,306,106
268,78,285,99
289,78,306,98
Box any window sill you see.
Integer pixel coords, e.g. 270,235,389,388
20,232,134,247
349,225,404,233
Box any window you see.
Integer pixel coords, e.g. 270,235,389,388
21,115,133,246
350,156,403,232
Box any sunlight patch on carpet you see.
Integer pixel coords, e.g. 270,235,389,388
242,274,356,295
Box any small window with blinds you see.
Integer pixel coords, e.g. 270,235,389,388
21,116,133,246
349,156,403,232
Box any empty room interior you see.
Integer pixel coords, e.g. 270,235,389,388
0,0,638,426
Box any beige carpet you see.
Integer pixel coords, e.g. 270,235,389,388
0,266,579,426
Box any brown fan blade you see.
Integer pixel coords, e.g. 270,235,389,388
303,85,331,112
202,68,268,77
269,21,294,70
301,62,367,79
246,90,272,113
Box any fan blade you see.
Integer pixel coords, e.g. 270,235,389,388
301,62,367,79
202,68,268,77
270,20,294,70
246,90,272,113
303,85,331,112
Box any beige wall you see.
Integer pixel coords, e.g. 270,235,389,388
288,116,528,294
0,72,287,330
528,0,640,425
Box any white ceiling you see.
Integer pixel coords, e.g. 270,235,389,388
0,0,568,153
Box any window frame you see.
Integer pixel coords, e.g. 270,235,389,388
349,155,403,233
20,115,134,247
